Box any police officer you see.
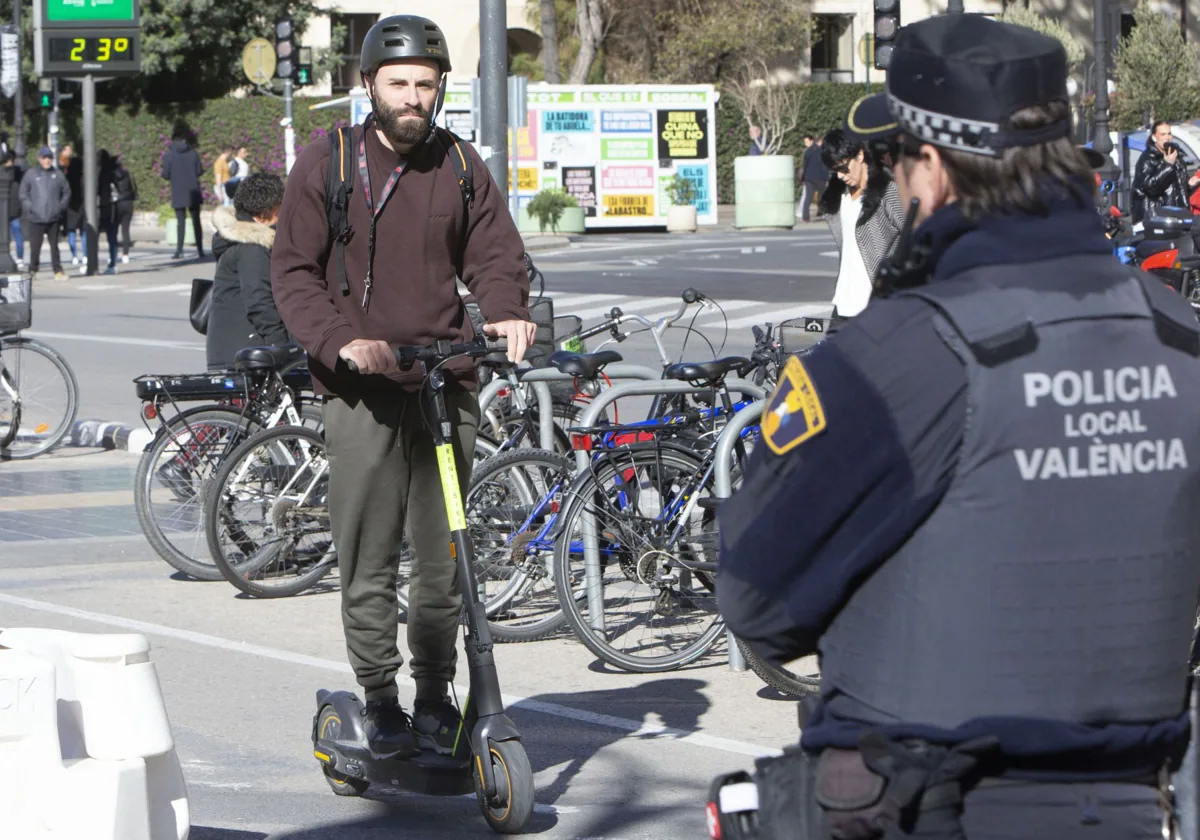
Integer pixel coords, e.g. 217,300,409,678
718,14,1200,839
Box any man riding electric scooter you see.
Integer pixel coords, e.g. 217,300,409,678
271,13,535,764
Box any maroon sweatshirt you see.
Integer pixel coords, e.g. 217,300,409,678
271,123,530,398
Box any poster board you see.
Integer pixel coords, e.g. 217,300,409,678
352,84,719,229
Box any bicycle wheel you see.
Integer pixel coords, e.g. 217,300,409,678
206,424,336,598
734,637,821,697
0,336,79,459
553,444,725,672
134,406,260,580
466,448,575,642
0,363,18,449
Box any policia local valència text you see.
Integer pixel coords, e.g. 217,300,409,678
1019,365,1185,480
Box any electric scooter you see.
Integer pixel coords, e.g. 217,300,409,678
311,336,535,835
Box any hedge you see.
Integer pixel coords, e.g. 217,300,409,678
7,82,870,213
715,82,874,202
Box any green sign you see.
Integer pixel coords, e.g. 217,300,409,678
47,0,135,22
529,91,576,104
601,137,652,160
648,91,707,105
581,90,643,104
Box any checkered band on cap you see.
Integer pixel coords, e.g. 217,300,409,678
888,94,1001,158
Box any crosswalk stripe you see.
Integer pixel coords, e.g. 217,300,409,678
129,283,192,294
699,303,832,330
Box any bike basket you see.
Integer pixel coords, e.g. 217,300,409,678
553,315,585,354
778,317,831,354
0,274,32,334
134,372,253,403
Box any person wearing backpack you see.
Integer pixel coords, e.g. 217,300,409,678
272,14,534,759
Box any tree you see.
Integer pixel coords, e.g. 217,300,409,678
998,6,1084,73
540,0,562,83
725,59,802,155
1112,0,1200,130
568,0,608,84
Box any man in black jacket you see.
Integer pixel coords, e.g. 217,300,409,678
797,134,827,223
161,130,205,260
719,14,1200,839
1132,120,1200,224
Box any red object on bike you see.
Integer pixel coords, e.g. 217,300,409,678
1191,184,1200,215
1142,249,1179,271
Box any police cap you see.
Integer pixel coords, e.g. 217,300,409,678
844,93,900,144
885,14,1070,158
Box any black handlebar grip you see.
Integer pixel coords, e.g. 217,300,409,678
609,306,624,319
345,358,360,373
682,288,701,304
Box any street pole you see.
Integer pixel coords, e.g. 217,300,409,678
48,80,59,158
1090,0,1119,194
282,77,295,174
479,0,509,202
12,0,24,167
82,74,98,276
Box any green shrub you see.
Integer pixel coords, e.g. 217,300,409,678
526,188,579,233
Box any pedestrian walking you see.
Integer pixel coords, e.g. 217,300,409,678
3,151,25,270
161,130,205,260
111,152,137,264
20,147,69,281
796,134,827,222
58,144,87,270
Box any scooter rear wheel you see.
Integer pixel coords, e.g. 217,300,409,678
316,705,370,797
475,739,535,834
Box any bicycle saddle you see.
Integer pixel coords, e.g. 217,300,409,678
548,349,623,378
233,344,308,374
663,356,750,385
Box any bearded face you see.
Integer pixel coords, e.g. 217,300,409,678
374,96,433,147
367,59,442,150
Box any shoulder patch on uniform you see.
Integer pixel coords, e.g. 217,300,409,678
762,354,827,456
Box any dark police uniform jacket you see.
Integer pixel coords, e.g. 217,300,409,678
717,195,1200,780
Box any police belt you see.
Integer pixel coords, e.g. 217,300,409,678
747,733,1177,840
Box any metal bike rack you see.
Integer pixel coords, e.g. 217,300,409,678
710,400,765,672
477,363,661,452
571,379,767,670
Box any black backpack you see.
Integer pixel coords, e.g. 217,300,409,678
325,124,476,298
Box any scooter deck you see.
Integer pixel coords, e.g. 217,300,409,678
314,737,475,796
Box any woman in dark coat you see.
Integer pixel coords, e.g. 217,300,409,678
206,172,291,371
161,131,205,260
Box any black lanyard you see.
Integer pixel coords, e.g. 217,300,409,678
357,117,406,312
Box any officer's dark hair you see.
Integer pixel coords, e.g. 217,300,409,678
818,128,893,225
232,172,285,220
898,100,1093,220
1150,120,1171,135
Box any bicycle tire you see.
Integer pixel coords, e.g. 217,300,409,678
134,406,261,580
466,447,575,642
205,423,335,598
553,444,725,673
0,336,79,459
0,365,18,449
734,637,821,697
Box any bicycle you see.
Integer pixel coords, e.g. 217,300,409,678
0,275,80,459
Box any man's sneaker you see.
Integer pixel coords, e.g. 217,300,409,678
413,697,463,754
361,698,419,758
53,271,67,282
71,256,80,266
120,254,130,264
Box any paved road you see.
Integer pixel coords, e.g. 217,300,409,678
2,227,833,839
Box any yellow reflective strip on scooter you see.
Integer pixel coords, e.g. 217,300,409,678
452,693,469,756
436,443,466,530
314,750,331,762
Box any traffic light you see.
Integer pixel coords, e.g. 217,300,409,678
874,0,900,70
38,78,52,110
296,46,313,86
275,18,296,81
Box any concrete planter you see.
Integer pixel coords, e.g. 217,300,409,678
518,206,586,235
666,205,698,233
734,154,796,230
163,219,198,247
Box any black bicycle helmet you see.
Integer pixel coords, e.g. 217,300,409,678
360,15,452,77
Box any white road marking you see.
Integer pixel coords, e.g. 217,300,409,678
24,330,203,350
0,592,781,759
700,303,832,329
129,283,192,294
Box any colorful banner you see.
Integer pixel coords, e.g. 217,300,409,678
602,194,654,218
657,110,709,160
677,164,712,214
563,166,598,217
510,167,539,193
542,110,594,133
602,166,655,191
600,110,653,133
444,111,474,141
601,138,653,161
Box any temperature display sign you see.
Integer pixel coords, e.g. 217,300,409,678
39,28,139,73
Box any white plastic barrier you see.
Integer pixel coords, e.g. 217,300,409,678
0,628,190,840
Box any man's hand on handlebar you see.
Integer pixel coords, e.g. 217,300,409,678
338,339,399,375
482,320,537,363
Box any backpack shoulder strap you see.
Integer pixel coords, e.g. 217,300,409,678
436,127,475,277
326,125,355,297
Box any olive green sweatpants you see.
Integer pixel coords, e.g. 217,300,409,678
324,387,479,704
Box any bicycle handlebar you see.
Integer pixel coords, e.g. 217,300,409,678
343,337,505,373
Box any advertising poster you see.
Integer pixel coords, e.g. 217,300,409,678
444,111,474,140
432,83,719,229
563,166,597,217
657,110,709,161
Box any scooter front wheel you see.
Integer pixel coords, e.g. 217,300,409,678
316,705,370,797
475,739,535,834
